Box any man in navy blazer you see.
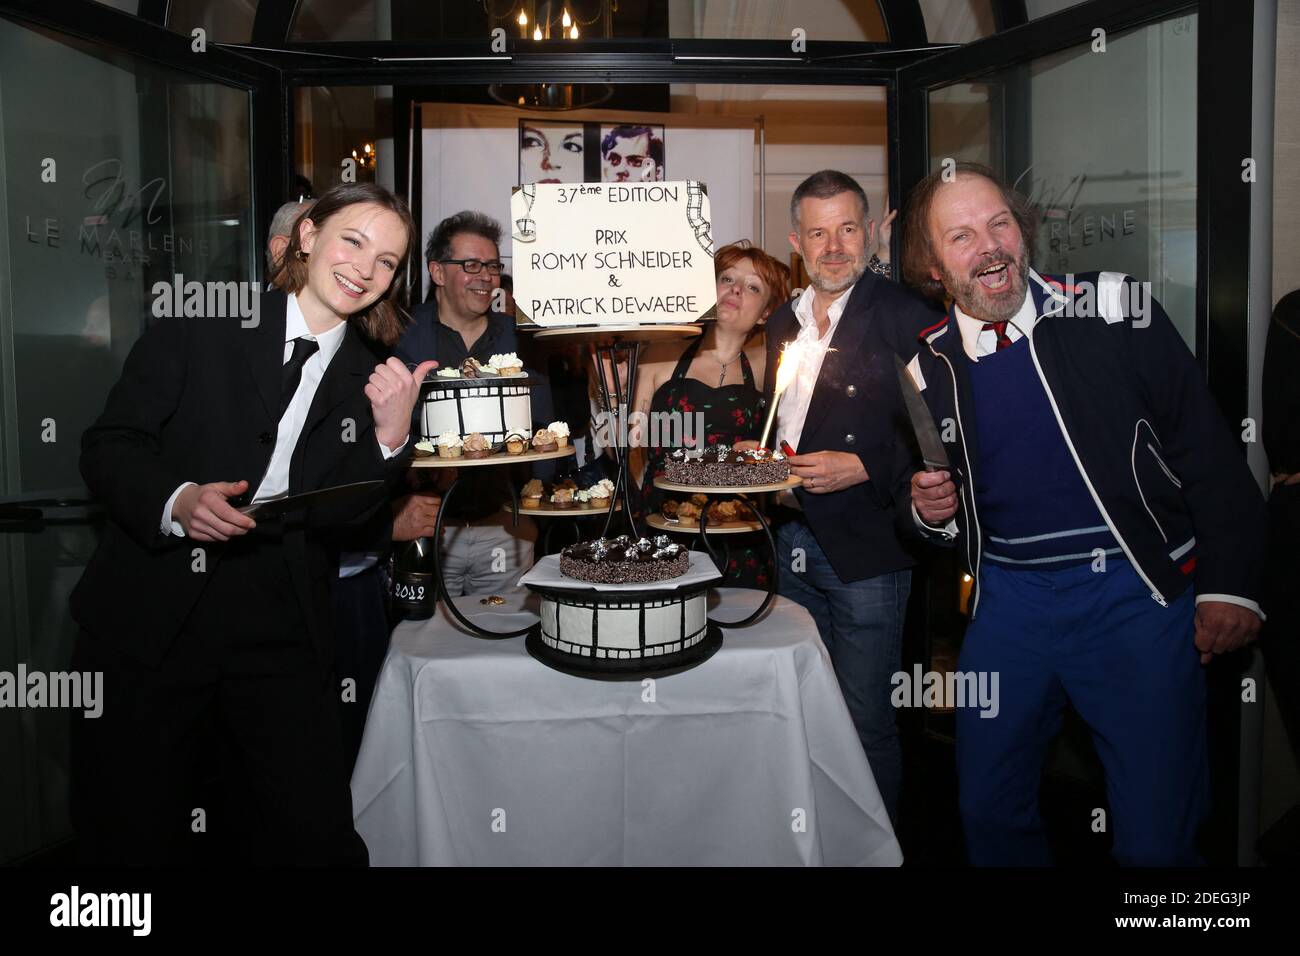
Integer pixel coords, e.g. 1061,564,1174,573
763,170,942,822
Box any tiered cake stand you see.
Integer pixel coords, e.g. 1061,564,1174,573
516,324,793,678
503,497,621,555
651,474,801,628
409,325,797,679
412,444,575,638
529,324,700,542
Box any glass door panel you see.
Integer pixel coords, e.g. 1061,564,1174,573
0,14,255,863
924,13,1199,345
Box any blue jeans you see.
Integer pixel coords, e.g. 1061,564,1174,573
776,519,911,823
957,558,1208,866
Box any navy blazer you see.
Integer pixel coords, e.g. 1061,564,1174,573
764,271,943,582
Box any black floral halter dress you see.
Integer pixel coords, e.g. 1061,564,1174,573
640,336,772,589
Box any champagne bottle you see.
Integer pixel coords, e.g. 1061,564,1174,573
391,536,436,620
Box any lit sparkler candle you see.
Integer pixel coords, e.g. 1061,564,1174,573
758,341,806,451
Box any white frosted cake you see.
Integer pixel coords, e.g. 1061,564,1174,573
418,378,533,445
537,591,709,661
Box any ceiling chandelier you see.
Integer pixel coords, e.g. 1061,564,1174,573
487,1,614,111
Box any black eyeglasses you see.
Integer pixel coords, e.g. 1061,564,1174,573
438,258,505,275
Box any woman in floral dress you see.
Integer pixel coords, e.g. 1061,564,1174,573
629,242,790,587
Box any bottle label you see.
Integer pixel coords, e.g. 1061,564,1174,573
392,571,434,614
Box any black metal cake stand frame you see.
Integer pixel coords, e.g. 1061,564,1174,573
414,326,785,676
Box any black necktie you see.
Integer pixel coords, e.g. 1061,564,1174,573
280,336,319,419
238,336,321,509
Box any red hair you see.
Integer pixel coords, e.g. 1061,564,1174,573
714,241,791,320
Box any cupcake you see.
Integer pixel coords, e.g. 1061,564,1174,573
661,499,680,521
678,501,701,521
547,421,570,449
588,478,614,506
489,352,524,376
414,438,436,458
521,478,544,507
505,430,528,455
436,431,463,458
574,489,591,506
713,500,739,522
556,478,578,492
459,357,483,378
435,367,460,379
532,428,558,453
463,432,492,460
550,487,574,509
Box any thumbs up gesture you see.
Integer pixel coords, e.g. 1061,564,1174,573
367,358,437,451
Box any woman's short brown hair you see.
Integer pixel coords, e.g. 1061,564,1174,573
714,241,791,321
900,161,1038,305
269,182,418,346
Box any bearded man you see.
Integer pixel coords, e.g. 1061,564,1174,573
902,162,1265,865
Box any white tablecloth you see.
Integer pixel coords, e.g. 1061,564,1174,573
351,587,902,866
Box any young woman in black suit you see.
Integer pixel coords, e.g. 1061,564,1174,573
69,183,436,865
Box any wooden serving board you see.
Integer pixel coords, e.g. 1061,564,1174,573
506,499,620,517
652,475,802,495
411,445,575,469
645,513,762,535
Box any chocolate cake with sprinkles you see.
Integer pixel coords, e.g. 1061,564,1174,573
560,534,688,584
663,444,789,487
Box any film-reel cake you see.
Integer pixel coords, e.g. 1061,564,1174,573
523,540,723,677
538,587,710,662
418,356,533,445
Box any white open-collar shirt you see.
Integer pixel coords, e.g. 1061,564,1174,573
774,281,856,455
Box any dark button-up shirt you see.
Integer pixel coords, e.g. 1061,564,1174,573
396,298,552,520
396,300,519,371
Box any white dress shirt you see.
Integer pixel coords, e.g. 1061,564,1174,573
772,283,855,511
775,282,855,454
162,293,401,536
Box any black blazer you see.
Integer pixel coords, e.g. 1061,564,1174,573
764,272,942,582
70,290,411,671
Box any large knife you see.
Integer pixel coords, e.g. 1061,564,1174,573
893,353,950,472
236,479,386,519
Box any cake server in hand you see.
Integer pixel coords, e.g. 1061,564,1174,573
236,479,386,519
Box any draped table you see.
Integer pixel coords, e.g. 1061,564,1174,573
351,587,902,866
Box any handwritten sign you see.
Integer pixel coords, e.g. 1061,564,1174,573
510,181,716,326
